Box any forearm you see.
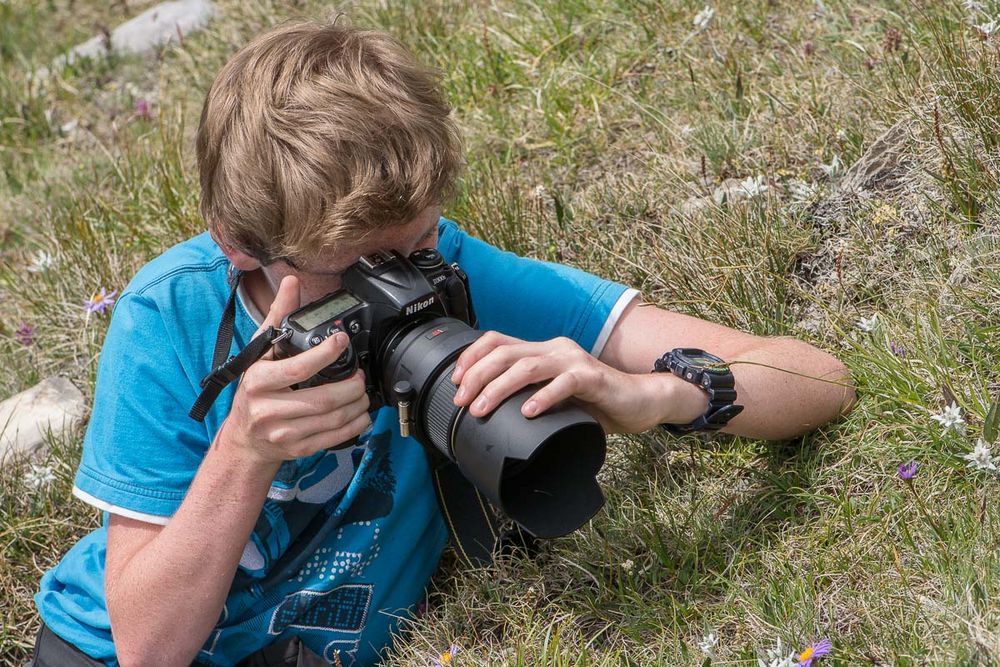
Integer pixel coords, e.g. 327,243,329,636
720,337,856,440
108,425,280,666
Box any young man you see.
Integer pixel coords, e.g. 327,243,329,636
33,21,855,667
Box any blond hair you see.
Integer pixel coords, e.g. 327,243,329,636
196,20,463,265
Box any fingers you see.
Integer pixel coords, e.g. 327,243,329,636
451,331,521,384
520,367,604,418
270,392,372,444
258,275,300,336
249,332,354,391
464,353,563,417
291,411,374,456
252,370,367,419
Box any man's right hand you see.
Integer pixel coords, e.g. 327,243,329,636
218,275,372,464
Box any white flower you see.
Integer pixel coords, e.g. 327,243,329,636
621,559,634,573
964,1,987,13
931,402,966,433
698,631,719,658
975,18,1000,39
27,250,54,273
531,184,548,199
24,464,56,489
738,175,769,199
757,638,796,667
963,438,998,472
694,6,715,30
836,128,848,141
820,154,843,179
856,314,879,332
789,180,820,204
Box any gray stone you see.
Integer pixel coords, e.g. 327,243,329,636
56,0,215,68
0,377,86,462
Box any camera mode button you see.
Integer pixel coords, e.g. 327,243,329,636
309,335,325,347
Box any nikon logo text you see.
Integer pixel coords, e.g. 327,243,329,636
405,297,435,316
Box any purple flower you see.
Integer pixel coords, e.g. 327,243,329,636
14,322,35,346
890,341,906,358
897,461,918,480
135,98,152,120
797,638,832,666
84,288,117,315
434,644,461,666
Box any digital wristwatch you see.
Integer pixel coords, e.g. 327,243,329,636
653,348,744,435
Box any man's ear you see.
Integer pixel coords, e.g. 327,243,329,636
211,231,262,271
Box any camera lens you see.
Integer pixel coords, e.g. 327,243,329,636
382,317,606,538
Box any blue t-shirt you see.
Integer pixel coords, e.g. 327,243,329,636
35,218,636,666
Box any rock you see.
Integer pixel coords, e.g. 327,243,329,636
55,0,215,69
0,377,86,463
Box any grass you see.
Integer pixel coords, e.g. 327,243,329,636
2,0,1000,664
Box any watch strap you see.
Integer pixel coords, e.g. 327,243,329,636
654,348,744,435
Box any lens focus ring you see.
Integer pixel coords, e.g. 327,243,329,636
422,361,461,457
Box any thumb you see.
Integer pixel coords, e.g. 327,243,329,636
258,275,300,336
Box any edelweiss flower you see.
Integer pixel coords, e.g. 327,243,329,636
857,314,878,332
789,180,820,204
930,402,965,433
738,175,769,199
698,631,718,658
694,6,715,30
757,638,795,667
975,18,999,39
27,250,54,273
819,154,843,179
963,438,998,472
24,464,56,489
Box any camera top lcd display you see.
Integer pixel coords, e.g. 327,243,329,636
290,292,361,330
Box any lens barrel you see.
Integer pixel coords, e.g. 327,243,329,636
383,317,607,538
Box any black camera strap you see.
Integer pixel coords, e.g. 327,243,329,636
189,269,288,422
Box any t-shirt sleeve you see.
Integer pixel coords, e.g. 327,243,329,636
73,292,210,523
437,218,637,354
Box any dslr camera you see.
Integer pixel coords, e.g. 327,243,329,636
275,247,606,539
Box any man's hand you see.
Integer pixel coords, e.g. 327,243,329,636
218,276,372,464
450,332,708,434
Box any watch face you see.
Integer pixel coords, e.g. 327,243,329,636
676,348,726,369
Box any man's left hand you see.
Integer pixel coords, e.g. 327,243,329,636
450,331,707,434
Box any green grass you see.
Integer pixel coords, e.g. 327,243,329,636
2,0,1000,664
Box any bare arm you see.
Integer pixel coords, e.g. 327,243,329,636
105,277,372,666
599,299,856,440
106,435,280,666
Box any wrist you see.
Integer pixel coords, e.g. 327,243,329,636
650,371,710,426
213,417,284,476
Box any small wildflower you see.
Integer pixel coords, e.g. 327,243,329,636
898,460,918,480
930,402,965,433
882,27,902,53
621,559,634,573
698,631,719,658
434,644,461,667
84,288,118,315
737,175,769,199
889,341,906,358
857,314,878,332
788,180,820,205
14,322,36,346
757,638,795,667
797,638,832,667
24,463,56,489
135,97,152,120
803,40,814,56
963,438,998,473
531,184,547,199
27,250,54,273
693,6,715,31
819,154,843,179
964,1,987,12
975,18,999,40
